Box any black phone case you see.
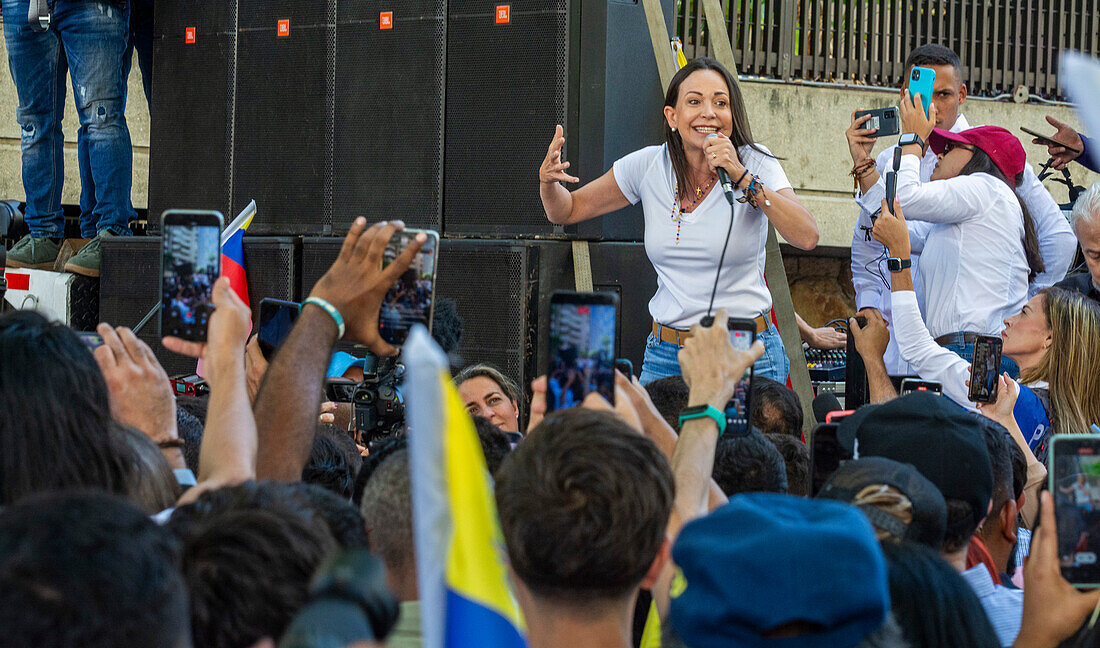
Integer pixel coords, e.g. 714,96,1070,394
855,107,900,138
160,211,222,342
968,336,1003,403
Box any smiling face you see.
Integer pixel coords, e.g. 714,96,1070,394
663,69,734,153
930,140,975,180
458,375,520,432
1001,293,1052,363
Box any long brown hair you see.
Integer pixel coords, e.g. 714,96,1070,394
663,57,772,201
1019,288,1100,434
958,149,1045,281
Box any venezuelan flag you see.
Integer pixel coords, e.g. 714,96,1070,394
404,326,527,648
220,200,256,308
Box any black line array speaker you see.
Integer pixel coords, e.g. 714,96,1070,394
443,0,674,240
300,238,657,395
101,236,300,375
333,1,445,232
147,0,237,232
232,0,335,234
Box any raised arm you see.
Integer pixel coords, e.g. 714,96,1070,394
163,277,256,504
871,197,975,409
539,124,630,225
252,220,426,480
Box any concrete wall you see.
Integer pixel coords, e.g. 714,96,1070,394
0,37,150,209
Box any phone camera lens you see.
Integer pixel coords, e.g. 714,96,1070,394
912,69,920,80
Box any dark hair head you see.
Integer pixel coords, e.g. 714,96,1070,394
175,402,205,473
1007,441,1027,502
303,430,356,500
958,148,1044,281
943,498,978,553
752,376,803,437
166,481,341,648
359,449,414,575
0,311,129,505
430,298,463,354
882,541,1000,648
110,422,181,514
353,436,408,507
765,433,810,496
472,415,512,475
279,480,370,549
713,428,789,496
976,417,1014,542
0,491,189,648
495,409,674,604
904,44,962,75
664,57,770,201
644,375,690,431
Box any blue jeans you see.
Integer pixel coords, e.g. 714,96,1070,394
941,338,1020,380
123,0,153,107
3,0,136,238
639,323,791,385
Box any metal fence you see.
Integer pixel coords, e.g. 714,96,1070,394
676,0,1100,99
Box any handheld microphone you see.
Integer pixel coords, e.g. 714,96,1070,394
705,133,737,205
812,392,843,423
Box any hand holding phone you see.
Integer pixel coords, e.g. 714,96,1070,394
377,229,439,347
678,310,764,430
854,107,900,138
1049,434,1100,587
160,210,223,342
546,291,619,413
1021,126,1082,154
907,66,936,118
306,221,429,356
968,336,1003,403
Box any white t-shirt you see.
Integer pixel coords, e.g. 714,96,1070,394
613,143,792,328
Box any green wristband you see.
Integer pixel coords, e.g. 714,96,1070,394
678,404,727,437
302,297,345,339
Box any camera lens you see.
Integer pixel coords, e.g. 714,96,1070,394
912,69,920,80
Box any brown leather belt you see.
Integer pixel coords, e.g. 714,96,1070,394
652,315,769,347
933,331,982,347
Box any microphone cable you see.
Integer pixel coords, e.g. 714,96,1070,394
700,202,737,328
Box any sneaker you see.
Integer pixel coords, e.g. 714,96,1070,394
5,234,61,270
64,231,113,278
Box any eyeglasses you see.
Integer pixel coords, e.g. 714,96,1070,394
943,141,975,154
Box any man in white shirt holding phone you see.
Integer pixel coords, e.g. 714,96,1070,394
847,44,1076,375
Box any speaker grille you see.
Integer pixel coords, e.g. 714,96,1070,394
301,237,533,390
101,237,197,376
148,34,236,231
102,236,301,376
153,0,235,38
444,1,568,236
242,237,299,324
332,1,444,232
232,0,334,234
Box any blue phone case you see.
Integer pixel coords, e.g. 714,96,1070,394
908,66,935,117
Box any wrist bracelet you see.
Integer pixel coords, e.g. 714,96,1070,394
734,168,749,189
679,404,728,437
302,297,346,339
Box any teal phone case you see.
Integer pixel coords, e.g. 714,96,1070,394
908,66,935,117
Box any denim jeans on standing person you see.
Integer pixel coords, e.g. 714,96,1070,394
941,340,1021,380
3,0,136,239
639,322,791,386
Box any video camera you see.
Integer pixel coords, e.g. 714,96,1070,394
351,354,406,450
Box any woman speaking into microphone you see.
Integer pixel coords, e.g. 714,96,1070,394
538,57,818,384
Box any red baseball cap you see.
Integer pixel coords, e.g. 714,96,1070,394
928,125,1026,182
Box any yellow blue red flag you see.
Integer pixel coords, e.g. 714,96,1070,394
219,200,256,309
404,326,527,648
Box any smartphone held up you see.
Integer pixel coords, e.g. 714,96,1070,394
546,291,619,413
378,229,439,347
1049,434,1100,587
160,210,222,342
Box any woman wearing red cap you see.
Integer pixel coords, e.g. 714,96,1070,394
852,92,1044,375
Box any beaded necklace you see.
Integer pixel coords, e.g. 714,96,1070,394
670,172,718,244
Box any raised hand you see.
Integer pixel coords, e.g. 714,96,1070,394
307,218,426,357
94,323,179,445
679,309,764,410
899,90,937,143
871,197,911,259
163,276,252,387
1037,115,1084,170
539,125,579,185
849,308,890,363
846,110,877,164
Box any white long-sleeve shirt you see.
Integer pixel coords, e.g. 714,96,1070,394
851,114,1075,369
885,153,1030,338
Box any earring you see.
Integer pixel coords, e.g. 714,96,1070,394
671,127,677,132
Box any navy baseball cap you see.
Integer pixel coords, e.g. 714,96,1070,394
670,493,889,648
837,392,992,533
